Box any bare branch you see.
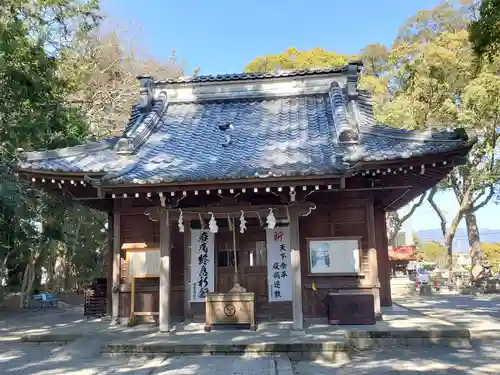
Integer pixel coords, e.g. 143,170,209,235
471,185,495,212
427,186,447,238
399,191,427,223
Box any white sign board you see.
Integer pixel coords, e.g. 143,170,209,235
189,229,215,302
266,226,292,302
308,238,360,274
128,250,160,276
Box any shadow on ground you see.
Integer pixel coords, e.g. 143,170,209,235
294,343,500,375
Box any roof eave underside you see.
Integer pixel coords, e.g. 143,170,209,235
16,139,474,187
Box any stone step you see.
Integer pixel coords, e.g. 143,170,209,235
101,327,471,360
101,341,352,361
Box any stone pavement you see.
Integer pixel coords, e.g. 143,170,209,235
394,294,500,340
9,305,470,358
2,297,499,374
292,344,500,375
0,340,165,374
2,340,499,374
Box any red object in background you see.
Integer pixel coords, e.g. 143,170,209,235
388,245,416,261
392,245,415,254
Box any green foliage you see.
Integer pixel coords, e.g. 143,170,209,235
243,1,499,265
244,46,351,73
418,241,449,269
481,242,500,271
0,0,104,296
469,0,500,59
376,1,500,265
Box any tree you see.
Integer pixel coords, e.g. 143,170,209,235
469,0,500,59
480,242,500,271
380,3,499,276
386,193,427,246
60,29,185,136
244,46,351,73
418,241,449,269
0,0,102,305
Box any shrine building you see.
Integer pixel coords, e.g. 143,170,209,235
16,61,474,331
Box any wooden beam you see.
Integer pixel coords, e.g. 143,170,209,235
159,209,172,332
375,208,392,306
111,211,121,323
106,212,113,317
143,202,315,222
184,219,192,319
102,174,346,191
366,198,382,318
289,206,304,331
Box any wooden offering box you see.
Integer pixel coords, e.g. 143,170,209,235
327,292,376,325
205,292,256,331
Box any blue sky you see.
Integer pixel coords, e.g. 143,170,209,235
102,0,498,231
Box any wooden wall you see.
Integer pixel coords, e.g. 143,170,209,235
118,212,185,319
115,190,382,321
301,192,380,318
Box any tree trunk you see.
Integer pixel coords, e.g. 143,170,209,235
25,263,36,307
0,252,12,305
20,262,30,308
465,212,481,267
428,186,462,284
63,259,71,290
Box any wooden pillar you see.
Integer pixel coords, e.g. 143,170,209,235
376,208,392,306
111,211,121,323
106,212,114,317
366,200,381,318
159,209,172,332
290,207,304,330
184,220,192,319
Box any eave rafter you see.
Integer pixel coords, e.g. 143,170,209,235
15,151,464,212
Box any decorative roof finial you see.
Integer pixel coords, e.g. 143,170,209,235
346,60,363,101
137,76,154,113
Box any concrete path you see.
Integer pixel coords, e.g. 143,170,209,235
0,339,277,374
150,356,275,375
293,343,500,374
0,340,164,374
394,294,500,339
2,340,500,375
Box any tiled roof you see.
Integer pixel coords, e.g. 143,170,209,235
154,66,351,85
18,65,472,185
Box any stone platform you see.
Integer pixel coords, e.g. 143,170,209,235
17,304,471,361
100,326,470,361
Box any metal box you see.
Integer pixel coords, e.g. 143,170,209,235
205,292,256,331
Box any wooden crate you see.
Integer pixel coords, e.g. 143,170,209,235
205,292,256,331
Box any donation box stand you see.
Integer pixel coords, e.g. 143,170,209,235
204,292,256,331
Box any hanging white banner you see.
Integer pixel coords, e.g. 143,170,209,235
266,226,292,302
189,229,215,302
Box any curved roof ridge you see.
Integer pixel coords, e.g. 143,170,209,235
155,65,354,85
129,93,168,151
